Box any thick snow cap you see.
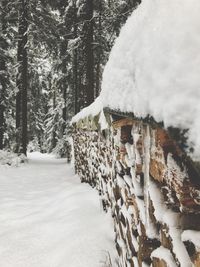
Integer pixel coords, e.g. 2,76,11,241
74,0,200,159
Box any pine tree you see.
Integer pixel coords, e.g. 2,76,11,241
0,0,8,149
84,0,94,106
0,0,16,150
15,0,28,155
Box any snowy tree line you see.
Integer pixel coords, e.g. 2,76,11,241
0,0,140,156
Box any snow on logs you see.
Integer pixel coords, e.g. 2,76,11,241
72,113,200,267
100,0,200,160
72,0,200,161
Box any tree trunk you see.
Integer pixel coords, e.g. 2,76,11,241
85,0,94,106
95,0,102,98
0,0,7,150
62,85,67,134
73,47,78,113
52,89,57,149
16,0,28,155
73,1,79,114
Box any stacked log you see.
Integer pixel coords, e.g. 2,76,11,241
73,115,200,267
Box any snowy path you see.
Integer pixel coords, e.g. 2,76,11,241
0,152,115,267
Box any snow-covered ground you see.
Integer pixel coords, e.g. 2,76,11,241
0,150,27,166
0,152,116,267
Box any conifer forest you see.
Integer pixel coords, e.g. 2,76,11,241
0,0,140,155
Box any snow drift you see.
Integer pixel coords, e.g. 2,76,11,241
0,150,27,166
73,0,200,159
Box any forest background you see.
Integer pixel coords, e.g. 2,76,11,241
0,0,140,156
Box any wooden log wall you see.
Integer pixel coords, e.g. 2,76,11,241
73,117,200,267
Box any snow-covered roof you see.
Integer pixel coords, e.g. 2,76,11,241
72,0,200,159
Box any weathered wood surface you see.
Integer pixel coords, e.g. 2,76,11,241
73,118,200,267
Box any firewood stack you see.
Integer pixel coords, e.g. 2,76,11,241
73,115,200,267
